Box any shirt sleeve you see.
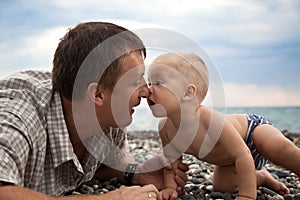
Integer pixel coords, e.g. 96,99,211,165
0,111,31,185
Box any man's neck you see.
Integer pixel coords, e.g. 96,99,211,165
61,95,87,162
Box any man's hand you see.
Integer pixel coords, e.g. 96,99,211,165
132,155,188,192
105,184,161,200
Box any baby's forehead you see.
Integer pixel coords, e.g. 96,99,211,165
149,62,176,74
148,62,189,82
150,60,185,75
149,60,176,71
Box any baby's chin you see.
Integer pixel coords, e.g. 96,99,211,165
149,104,167,118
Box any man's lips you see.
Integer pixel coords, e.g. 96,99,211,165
130,100,142,113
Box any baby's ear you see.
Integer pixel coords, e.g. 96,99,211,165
87,83,104,106
183,84,197,101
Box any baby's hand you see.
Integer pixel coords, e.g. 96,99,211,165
160,187,178,200
236,195,256,200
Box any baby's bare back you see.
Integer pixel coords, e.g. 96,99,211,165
180,107,248,165
226,113,249,140
162,107,249,166
195,110,249,166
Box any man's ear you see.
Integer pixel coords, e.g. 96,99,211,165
183,84,197,101
87,83,104,106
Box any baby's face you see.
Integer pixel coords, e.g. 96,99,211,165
147,62,188,117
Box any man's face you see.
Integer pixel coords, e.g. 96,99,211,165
108,52,149,127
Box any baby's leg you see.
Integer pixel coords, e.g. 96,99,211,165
213,165,289,194
257,168,289,195
252,124,300,176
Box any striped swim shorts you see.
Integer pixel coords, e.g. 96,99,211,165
245,114,271,170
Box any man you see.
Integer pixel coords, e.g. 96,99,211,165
0,22,188,200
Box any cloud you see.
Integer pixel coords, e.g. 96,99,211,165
0,26,69,77
41,0,300,48
19,27,67,57
222,83,300,107
0,0,299,107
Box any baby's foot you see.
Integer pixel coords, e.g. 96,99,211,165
259,168,290,195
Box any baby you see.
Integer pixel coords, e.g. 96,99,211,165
147,52,300,200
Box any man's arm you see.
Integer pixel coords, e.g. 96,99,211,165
93,154,135,184
0,182,160,200
94,152,188,191
0,183,100,200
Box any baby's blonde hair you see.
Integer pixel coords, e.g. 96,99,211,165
152,52,209,103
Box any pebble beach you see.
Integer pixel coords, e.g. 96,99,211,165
69,130,300,199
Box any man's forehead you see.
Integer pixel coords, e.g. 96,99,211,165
122,52,145,71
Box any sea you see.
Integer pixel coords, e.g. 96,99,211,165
127,106,300,133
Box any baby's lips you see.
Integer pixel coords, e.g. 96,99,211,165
147,98,155,106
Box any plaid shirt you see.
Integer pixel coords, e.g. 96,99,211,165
0,70,127,196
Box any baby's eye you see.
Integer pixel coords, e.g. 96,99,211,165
154,80,164,86
148,80,164,87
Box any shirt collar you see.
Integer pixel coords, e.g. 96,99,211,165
46,92,82,170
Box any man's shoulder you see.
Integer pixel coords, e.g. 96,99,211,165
0,70,57,149
21,69,52,80
1,69,52,83
0,69,55,120
0,70,52,91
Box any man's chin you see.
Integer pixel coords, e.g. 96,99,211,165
130,108,135,114
111,116,133,128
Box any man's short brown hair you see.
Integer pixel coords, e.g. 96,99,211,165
52,22,146,100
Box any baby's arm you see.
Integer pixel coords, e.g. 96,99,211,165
158,119,181,200
219,118,257,199
161,157,182,200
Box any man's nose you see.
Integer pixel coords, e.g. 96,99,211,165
139,79,149,98
147,82,153,94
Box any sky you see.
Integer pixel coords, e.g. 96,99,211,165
0,0,300,107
